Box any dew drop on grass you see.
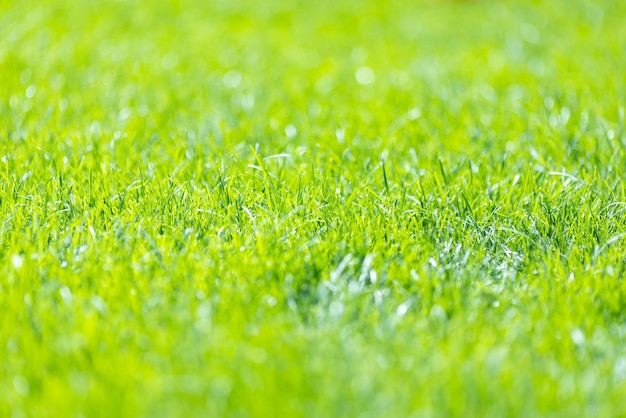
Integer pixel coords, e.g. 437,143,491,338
263,294,277,306
223,70,242,89
335,128,345,144
355,66,375,85
13,376,30,397
607,130,615,140
241,93,255,110
571,328,586,346
428,257,438,268
25,85,36,99
285,124,297,139
396,302,410,317
12,254,23,269
90,121,101,135
406,107,422,121
430,304,447,321
59,286,73,305
90,295,108,316
118,108,132,121
196,302,211,324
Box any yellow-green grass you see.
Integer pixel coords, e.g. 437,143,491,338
1,0,626,416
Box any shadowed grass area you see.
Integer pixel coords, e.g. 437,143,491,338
1,0,626,416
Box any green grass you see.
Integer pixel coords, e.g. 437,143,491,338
2,0,626,416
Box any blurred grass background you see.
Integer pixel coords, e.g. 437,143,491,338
3,0,624,161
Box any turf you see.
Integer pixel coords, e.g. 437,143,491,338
2,0,626,416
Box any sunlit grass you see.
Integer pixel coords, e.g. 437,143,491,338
1,0,626,416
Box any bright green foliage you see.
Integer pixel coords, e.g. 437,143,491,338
2,0,626,416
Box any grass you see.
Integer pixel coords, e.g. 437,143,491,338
2,0,626,416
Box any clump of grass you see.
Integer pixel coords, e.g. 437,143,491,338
1,0,626,416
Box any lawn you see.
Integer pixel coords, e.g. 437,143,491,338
1,0,626,416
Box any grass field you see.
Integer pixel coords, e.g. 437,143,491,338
2,0,626,416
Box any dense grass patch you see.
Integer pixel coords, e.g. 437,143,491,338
2,0,626,416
